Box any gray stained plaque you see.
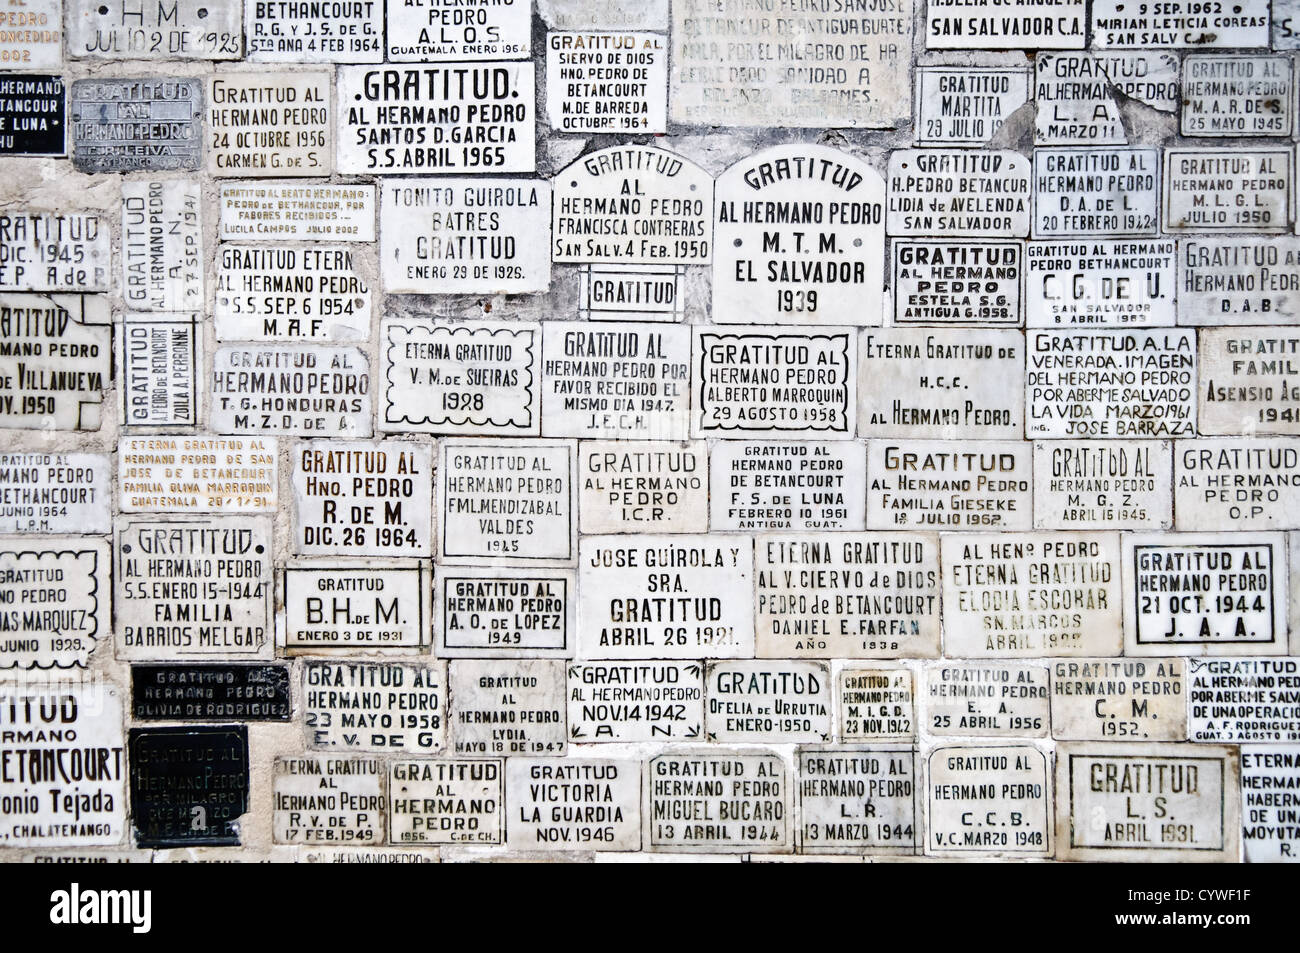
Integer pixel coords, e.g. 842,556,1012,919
70,77,202,173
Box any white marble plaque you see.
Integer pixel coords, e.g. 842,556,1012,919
284,564,427,650
859,328,1024,439
1278,0,1300,48
389,760,504,846
646,752,789,853
754,532,941,660
567,661,704,743
578,264,684,322
1032,440,1173,529
941,531,1123,658
436,566,574,658
0,293,109,430
273,757,383,845
1189,658,1300,742
118,313,200,429
709,441,866,533
386,0,533,61
1034,53,1125,145
546,32,666,134
1241,746,1300,862
211,344,372,437
926,0,1085,49
67,0,241,58
1164,148,1293,233
218,183,376,242
246,0,382,62
927,745,1051,856
705,660,831,743
914,67,1031,147
1178,238,1300,325
693,326,856,439
578,534,754,660
114,515,272,661
887,150,1031,238
540,322,691,440
713,145,885,326
552,146,712,264
1182,55,1294,138
118,435,277,514
1175,438,1300,530
381,178,550,294
506,758,641,850
1123,532,1288,656
1033,147,1160,238
305,661,445,753
0,0,61,68
0,452,110,535
0,538,108,670
1026,329,1196,439
839,666,916,741
291,440,432,556
450,659,567,756
579,440,706,535
336,63,535,174
208,72,332,177
1198,327,1300,435
215,245,371,341
1050,658,1187,740
1091,0,1270,48
0,213,108,291
122,180,202,312
891,240,1022,327
1092,51,1180,111
797,748,917,854
867,439,1032,531
1025,239,1176,327
924,661,1049,737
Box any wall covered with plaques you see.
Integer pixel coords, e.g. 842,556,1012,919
0,0,1297,864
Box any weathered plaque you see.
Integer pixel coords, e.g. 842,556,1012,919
941,531,1123,658
211,344,372,437
886,150,1031,238
118,435,277,513
540,322,691,440
798,747,917,855
578,440,706,535
1032,440,1173,529
1091,0,1270,48
382,319,540,436
927,744,1052,856
692,326,856,438
1032,147,1159,238
859,328,1024,439
22,850,149,863
219,182,376,242
926,0,1085,49
69,78,202,173
1241,746,1300,861
1026,329,1196,439
1123,532,1288,656
0,452,110,535
754,532,942,659
284,564,427,650
274,756,383,845
1050,658,1187,741
291,440,432,556
1093,51,1180,110
435,566,574,658
1034,53,1125,145
710,441,866,532
132,663,291,721
552,146,711,265
336,63,536,174
705,660,831,743
0,293,108,430
117,312,200,428
1164,148,1293,233
389,760,504,846
506,758,641,851
115,515,272,661
438,438,576,565
386,0,532,61
671,0,914,128
1175,438,1300,530
128,726,249,848
450,659,567,756
0,213,108,291
380,178,550,294
713,145,885,325
0,74,63,155
208,72,331,177
246,0,382,62
1189,658,1300,742
1198,327,1300,435
914,67,1030,147
0,538,108,670
1182,55,1294,138
867,439,1032,531
1025,239,1176,327
122,180,202,312
924,661,1050,737
646,752,788,853
1178,237,1300,326
546,32,666,134
0,683,125,846
0,0,61,69
304,661,444,752
891,240,1022,327
67,0,241,58
839,665,916,741
567,661,704,743
578,534,755,660
215,246,372,338
1057,742,1239,862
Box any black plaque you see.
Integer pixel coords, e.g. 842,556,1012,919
131,664,291,721
128,726,250,848
0,74,64,156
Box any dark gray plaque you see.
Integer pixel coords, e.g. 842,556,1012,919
70,77,202,173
